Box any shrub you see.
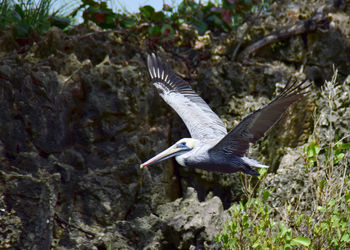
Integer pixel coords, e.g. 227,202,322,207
217,71,350,249
0,0,70,38
71,0,270,42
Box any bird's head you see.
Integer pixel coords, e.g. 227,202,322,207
140,138,198,168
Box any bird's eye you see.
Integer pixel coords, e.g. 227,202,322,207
178,142,186,147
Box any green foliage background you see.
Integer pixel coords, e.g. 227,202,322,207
0,0,269,40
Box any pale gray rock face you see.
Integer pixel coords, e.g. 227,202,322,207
261,147,311,212
109,188,227,249
157,187,228,249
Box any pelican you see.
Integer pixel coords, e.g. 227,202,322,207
140,53,309,176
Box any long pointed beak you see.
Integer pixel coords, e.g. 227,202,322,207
140,144,184,168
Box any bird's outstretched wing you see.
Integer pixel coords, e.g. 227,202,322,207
209,79,309,156
147,53,227,141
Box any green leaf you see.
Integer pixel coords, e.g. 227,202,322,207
139,5,155,18
14,4,25,19
345,192,350,202
239,201,244,211
120,17,137,28
317,206,326,212
49,16,71,29
283,244,292,250
258,167,267,178
296,214,304,226
321,222,329,231
341,233,350,242
229,238,237,246
222,233,228,244
328,199,336,208
337,152,344,161
252,240,260,248
193,20,207,35
291,237,311,246
262,190,270,201
151,11,165,22
105,14,116,25
148,25,160,36
243,215,249,224
279,223,288,237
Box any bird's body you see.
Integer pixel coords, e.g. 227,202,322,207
174,139,265,175
141,53,309,176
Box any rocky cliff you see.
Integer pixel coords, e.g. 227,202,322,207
0,2,349,248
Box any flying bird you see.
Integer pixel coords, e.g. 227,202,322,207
140,53,309,176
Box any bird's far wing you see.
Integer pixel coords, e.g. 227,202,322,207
209,79,310,156
147,53,227,141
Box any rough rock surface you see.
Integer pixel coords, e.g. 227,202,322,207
261,146,312,212
156,187,227,249
110,188,226,249
0,2,349,248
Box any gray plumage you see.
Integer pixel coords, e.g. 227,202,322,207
141,53,309,176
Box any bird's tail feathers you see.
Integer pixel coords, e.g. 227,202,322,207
241,156,269,168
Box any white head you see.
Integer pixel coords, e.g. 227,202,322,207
140,138,199,168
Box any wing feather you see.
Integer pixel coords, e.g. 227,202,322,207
209,79,310,156
147,53,227,141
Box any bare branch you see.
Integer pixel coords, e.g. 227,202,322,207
240,12,330,59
